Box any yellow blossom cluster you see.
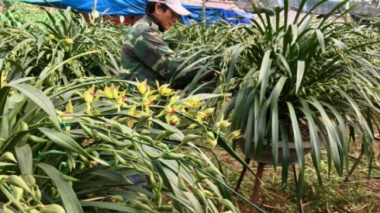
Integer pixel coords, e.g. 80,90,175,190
55,80,240,148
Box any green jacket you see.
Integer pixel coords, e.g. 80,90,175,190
121,15,184,87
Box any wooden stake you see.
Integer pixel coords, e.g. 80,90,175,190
235,157,251,192
250,162,265,213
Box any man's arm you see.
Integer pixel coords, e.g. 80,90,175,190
133,28,216,89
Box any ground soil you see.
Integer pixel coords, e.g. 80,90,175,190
213,132,380,213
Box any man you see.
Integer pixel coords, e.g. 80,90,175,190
121,0,213,89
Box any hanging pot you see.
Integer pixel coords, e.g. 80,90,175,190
238,139,312,165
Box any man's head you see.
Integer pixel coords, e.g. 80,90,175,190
146,0,190,31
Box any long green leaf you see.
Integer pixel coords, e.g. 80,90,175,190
319,0,350,27
338,90,373,139
5,83,60,129
39,128,109,166
294,0,310,24
308,98,342,174
323,102,349,174
280,122,290,187
295,60,305,94
39,128,89,157
245,99,255,157
315,30,326,53
276,54,292,77
300,100,322,185
258,50,272,102
286,102,304,167
271,103,279,169
15,144,33,175
0,87,10,140
227,44,246,81
286,102,305,201
37,163,83,213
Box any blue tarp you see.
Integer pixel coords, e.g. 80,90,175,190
22,0,253,24
182,3,253,25
23,0,146,16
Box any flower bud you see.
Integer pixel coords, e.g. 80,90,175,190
41,204,66,213
137,79,148,95
104,85,113,99
6,175,31,193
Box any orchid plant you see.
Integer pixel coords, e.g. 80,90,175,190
0,77,243,213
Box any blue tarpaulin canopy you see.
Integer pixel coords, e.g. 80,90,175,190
23,0,146,16
182,3,253,25
22,0,253,24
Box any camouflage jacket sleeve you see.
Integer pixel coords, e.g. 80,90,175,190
133,27,184,80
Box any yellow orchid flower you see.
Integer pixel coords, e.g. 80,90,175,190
126,105,142,128
111,85,119,99
56,100,73,121
195,108,214,124
83,85,96,103
66,99,73,115
179,96,202,114
141,94,155,107
206,131,217,148
142,98,151,114
48,34,55,40
227,129,241,141
104,85,113,99
83,91,94,103
182,96,201,109
196,112,207,123
156,80,175,97
168,95,180,105
165,105,178,115
216,114,231,132
141,90,158,114
83,85,97,115
116,90,127,112
136,79,148,95
65,38,73,44
56,100,73,131
168,115,180,126
163,104,181,123
103,84,119,99
155,96,181,125
203,108,215,115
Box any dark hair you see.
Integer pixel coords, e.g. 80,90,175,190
145,2,169,14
